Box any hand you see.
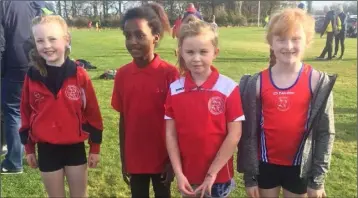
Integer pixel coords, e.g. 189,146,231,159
246,186,260,198
121,164,131,186
307,187,326,198
194,173,217,198
177,173,195,196
88,153,100,168
26,153,38,169
161,162,174,187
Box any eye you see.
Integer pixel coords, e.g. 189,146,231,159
136,32,146,39
200,50,208,54
185,50,194,54
49,38,57,41
36,40,43,43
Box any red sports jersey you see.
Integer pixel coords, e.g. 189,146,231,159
259,64,312,166
111,54,179,174
165,66,244,184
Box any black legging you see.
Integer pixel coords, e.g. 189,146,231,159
319,32,334,59
334,31,346,58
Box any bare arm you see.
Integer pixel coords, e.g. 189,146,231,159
119,113,125,165
207,121,242,176
166,119,184,176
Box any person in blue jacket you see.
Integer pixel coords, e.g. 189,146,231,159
0,0,54,174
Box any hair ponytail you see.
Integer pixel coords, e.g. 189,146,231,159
146,3,171,35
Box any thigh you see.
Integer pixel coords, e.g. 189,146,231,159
37,143,64,172
1,80,22,111
65,163,88,198
130,174,151,198
280,165,307,195
63,142,87,167
151,174,171,198
258,162,280,190
40,168,66,197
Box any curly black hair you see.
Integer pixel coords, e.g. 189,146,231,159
119,3,171,40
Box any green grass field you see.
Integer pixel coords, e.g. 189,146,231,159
1,27,357,197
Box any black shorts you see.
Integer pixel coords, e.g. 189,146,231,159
258,162,307,194
37,142,87,172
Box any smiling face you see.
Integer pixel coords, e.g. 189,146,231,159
123,18,159,60
271,24,306,65
32,22,69,66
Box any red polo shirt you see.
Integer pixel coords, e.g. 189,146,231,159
111,54,179,174
165,66,245,184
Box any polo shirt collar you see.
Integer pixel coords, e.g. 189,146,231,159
131,54,161,74
184,66,219,91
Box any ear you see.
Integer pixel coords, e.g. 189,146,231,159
64,32,71,46
153,34,160,44
214,48,220,58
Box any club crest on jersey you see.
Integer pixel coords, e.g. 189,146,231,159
208,96,225,115
65,85,81,101
276,96,290,111
33,91,44,103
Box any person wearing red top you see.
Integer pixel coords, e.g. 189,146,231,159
19,15,103,197
111,3,179,198
165,16,244,198
241,9,335,198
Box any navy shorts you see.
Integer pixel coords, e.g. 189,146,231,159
182,179,235,198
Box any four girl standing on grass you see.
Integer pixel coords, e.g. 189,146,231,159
17,3,336,198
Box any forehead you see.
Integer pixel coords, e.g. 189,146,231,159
273,23,305,39
182,33,214,48
123,18,151,33
32,23,65,38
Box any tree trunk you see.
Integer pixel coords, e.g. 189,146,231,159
64,1,68,19
71,1,76,18
238,1,243,16
118,1,122,15
93,2,98,17
57,1,62,16
307,1,313,14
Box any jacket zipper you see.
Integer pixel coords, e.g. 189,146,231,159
29,114,38,139
76,112,81,137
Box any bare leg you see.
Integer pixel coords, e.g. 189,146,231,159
65,164,88,198
40,169,66,197
283,189,306,198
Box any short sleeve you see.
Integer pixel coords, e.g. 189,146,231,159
164,89,174,120
226,85,245,122
111,70,122,112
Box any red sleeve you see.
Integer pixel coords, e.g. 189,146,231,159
226,86,245,122
80,70,103,154
111,69,122,112
164,89,174,120
19,75,35,154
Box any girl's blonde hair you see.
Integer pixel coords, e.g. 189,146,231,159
177,16,218,75
29,15,70,77
266,8,315,46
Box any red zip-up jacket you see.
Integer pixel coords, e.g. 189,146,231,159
19,59,103,154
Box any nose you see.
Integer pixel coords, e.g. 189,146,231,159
193,53,200,62
43,40,51,49
286,40,294,50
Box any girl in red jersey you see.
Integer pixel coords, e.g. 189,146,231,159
111,3,178,198
165,17,244,198
19,15,103,197
238,8,337,198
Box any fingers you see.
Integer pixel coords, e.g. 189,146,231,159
181,183,195,196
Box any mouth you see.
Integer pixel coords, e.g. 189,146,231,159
44,51,56,56
281,52,297,56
